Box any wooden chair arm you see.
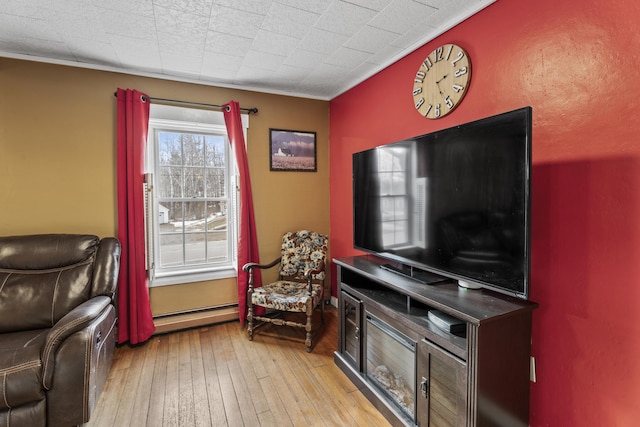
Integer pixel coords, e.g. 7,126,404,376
242,257,281,272
304,260,326,292
243,258,281,293
303,260,325,278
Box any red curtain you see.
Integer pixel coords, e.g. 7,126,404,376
223,101,261,324
116,88,155,344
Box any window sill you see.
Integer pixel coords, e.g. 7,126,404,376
150,266,237,287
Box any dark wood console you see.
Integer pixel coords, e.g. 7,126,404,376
334,256,538,427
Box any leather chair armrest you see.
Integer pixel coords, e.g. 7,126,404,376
41,296,112,389
92,237,121,298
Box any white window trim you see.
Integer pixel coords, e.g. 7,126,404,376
145,105,248,287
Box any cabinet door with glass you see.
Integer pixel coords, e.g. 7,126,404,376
416,338,467,427
339,291,362,371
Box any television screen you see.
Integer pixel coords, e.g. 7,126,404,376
353,107,532,299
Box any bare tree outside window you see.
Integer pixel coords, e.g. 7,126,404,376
156,131,230,268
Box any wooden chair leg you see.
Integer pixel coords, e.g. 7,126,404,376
305,311,313,352
247,300,254,341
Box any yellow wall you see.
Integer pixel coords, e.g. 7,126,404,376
0,58,330,316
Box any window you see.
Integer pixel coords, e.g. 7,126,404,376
146,105,247,286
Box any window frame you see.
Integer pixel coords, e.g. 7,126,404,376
145,106,245,287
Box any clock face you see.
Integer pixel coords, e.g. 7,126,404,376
412,44,471,119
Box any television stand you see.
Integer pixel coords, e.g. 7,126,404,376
335,255,538,427
379,263,448,285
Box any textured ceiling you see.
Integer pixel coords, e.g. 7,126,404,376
0,0,495,100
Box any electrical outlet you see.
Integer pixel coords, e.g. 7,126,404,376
530,356,537,383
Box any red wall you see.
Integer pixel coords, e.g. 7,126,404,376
329,0,640,425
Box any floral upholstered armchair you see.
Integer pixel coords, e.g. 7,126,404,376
242,230,328,352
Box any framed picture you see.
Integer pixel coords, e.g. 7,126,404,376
269,128,317,172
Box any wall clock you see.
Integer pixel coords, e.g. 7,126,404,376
412,44,471,119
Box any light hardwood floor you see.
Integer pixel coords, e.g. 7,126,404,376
86,306,392,427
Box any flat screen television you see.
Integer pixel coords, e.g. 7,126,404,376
353,107,532,299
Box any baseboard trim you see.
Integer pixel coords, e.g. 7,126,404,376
153,306,239,335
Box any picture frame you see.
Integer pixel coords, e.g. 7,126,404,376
269,128,317,172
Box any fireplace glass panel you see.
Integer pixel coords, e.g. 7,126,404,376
340,291,361,369
366,314,416,420
345,300,358,357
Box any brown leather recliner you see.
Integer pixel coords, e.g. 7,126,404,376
0,234,121,427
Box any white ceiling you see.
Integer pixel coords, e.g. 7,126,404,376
0,0,495,100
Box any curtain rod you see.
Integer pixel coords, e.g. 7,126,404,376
113,92,258,114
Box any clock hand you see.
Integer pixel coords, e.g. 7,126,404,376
436,74,449,84
435,74,450,96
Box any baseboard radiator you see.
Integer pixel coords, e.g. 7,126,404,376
153,305,239,335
